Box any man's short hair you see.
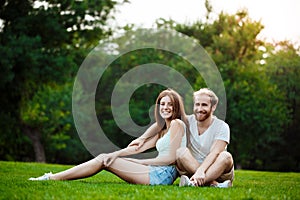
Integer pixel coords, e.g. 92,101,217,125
193,88,218,106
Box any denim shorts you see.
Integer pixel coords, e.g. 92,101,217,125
149,165,178,185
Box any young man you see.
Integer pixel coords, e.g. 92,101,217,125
129,88,234,187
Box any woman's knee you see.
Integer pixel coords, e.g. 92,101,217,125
94,154,105,165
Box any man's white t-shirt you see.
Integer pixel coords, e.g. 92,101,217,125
187,115,230,163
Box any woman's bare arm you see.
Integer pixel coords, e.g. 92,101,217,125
103,134,159,166
127,122,161,150
126,120,185,166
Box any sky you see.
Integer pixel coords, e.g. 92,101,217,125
113,0,300,45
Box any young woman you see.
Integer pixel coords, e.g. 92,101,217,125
29,89,188,185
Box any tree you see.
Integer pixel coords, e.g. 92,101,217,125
265,41,300,171
159,10,291,170
93,29,199,150
20,83,72,162
0,0,119,162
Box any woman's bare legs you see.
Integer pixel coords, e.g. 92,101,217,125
106,158,150,185
49,155,151,185
50,154,106,180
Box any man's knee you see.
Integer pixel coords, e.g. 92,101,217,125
176,147,190,161
219,151,234,168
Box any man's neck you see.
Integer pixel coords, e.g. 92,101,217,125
197,115,214,128
197,115,214,135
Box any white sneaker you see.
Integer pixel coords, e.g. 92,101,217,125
179,175,195,187
29,172,52,181
215,180,232,188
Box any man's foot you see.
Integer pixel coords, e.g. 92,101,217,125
213,180,232,188
29,172,52,181
179,175,195,187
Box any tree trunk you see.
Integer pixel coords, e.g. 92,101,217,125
23,126,46,162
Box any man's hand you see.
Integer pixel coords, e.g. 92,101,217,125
127,137,146,150
190,169,206,186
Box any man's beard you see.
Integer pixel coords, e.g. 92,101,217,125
195,109,212,122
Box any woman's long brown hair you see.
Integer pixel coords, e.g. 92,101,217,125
154,89,189,138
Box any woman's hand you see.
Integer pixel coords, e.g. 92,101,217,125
127,137,147,150
103,152,119,167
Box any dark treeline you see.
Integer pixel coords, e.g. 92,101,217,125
0,0,299,171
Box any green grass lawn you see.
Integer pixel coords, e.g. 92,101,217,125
0,161,299,200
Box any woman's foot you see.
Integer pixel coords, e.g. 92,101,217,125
29,172,52,181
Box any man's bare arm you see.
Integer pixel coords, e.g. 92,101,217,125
190,140,227,186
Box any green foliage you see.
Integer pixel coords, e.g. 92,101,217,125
225,61,290,170
20,83,71,148
0,0,119,162
160,10,292,170
93,29,202,148
1,161,300,199
0,0,299,172
265,41,300,171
